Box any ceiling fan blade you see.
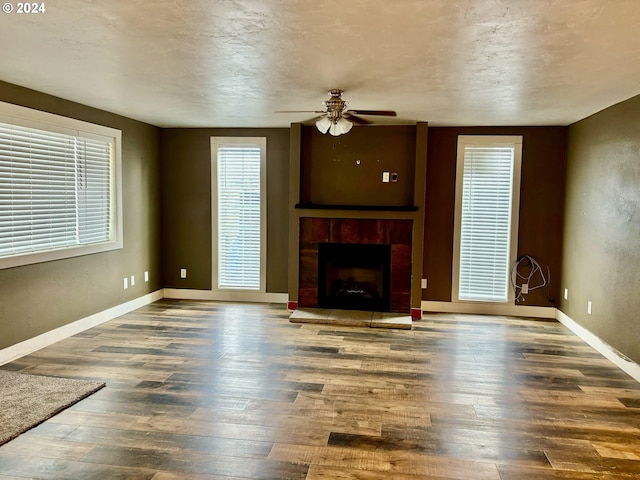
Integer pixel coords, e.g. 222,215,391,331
275,110,325,113
347,109,397,117
345,114,372,125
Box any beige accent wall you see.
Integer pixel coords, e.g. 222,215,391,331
160,128,290,293
0,81,162,350
561,94,640,364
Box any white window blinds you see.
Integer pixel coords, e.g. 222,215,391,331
0,122,113,259
454,136,522,303
216,144,262,290
76,137,112,245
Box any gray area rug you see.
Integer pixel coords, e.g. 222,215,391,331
0,370,105,445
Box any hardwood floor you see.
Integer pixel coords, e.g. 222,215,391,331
2,300,640,479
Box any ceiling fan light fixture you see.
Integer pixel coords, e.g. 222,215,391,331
279,89,397,134
328,117,353,136
315,116,332,134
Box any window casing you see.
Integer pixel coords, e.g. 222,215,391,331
452,135,522,303
211,137,266,292
0,101,122,269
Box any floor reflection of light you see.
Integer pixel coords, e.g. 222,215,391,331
196,303,277,422
435,314,524,462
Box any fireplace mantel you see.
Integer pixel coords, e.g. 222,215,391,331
295,202,419,212
287,122,428,318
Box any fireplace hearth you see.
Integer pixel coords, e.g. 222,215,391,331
318,243,391,312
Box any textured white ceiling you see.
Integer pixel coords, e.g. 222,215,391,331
1,0,639,128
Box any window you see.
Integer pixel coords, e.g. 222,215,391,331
0,101,122,269
211,137,266,291
452,135,522,303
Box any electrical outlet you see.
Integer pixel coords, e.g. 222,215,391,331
564,288,568,300
180,268,187,279
421,278,427,289
144,271,149,282
522,283,529,294
587,301,592,315
123,277,128,289
130,275,135,286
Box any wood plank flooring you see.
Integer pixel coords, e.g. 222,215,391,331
2,300,640,479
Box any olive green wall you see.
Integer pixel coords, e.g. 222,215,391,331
561,94,640,364
424,127,568,307
0,81,162,350
160,128,290,293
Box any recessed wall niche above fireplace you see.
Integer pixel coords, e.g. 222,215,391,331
287,122,428,318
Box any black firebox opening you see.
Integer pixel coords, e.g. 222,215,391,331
318,243,391,312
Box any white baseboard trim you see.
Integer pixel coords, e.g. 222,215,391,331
0,290,164,367
163,288,288,304
421,300,556,319
9,292,636,386
421,302,640,383
556,310,640,384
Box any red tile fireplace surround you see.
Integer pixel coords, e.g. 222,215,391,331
298,217,412,313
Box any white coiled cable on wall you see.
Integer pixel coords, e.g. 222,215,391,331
510,255,551,303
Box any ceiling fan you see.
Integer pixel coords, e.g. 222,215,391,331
277,89,397,136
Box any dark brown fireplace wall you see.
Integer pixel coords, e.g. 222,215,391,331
300,125,417,207
288,122,427,313
423,126,567,305
299,218,412,312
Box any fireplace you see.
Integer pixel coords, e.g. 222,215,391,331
318,243,391,312
297,218,412,313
